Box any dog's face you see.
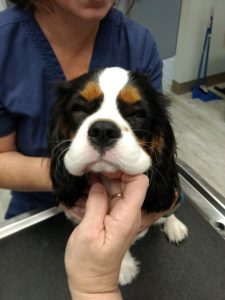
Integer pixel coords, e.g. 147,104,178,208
63,67,152,176
49,67,179,212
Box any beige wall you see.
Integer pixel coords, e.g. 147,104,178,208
174,0,225,84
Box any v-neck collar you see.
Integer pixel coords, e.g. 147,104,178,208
22,9,111,82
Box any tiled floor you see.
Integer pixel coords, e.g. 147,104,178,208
0,57,224,222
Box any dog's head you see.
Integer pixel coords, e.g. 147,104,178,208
49,67,179,212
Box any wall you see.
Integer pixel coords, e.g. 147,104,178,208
130,0,182,59
0,0,6,10
116,0,129,14
173,0,225,85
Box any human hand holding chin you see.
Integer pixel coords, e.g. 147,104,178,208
64,173,149,300
63,170,170,230
62,171,123,221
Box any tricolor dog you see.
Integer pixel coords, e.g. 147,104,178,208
49,67,188,285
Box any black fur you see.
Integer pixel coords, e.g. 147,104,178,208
48,68,179,212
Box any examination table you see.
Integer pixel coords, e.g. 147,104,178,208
0,165,225,300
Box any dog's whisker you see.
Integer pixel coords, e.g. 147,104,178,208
57,147,70,163
132,128,152,134
51,139,72,154
55,147,71,179
146,169,154,187
151,166,168,186
143,145,158,161
142,141,154,145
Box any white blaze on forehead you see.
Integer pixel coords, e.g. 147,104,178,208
90,67,129,122
98,67,129,101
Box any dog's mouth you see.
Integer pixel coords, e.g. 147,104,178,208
64,135,152,177
88,159,119,173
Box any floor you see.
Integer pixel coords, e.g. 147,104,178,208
0,57,224,222
163,57,225,199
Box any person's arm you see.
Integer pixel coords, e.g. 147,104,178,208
65,174,150,300
70,289,122,300
0,132,52,191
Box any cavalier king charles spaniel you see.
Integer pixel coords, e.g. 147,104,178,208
49,67,188,285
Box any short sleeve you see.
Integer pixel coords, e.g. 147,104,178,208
0,99,16,136
139,30,163,93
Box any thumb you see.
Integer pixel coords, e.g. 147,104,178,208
81,182,108,229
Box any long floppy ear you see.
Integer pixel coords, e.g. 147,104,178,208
48,81,73,144
142,95,180,213
48,81,88,206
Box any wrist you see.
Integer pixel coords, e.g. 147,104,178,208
70,288,122,300
66,268,120,298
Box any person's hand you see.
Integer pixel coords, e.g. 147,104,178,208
64,173,149,300
104,171,167,233
64,172,176,233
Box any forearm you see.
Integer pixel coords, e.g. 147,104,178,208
0,151,52,192
70,289,123,300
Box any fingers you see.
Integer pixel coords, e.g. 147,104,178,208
102,170,122,179
81,173,149,233
121,173,149,211
108,173,149,207
107,174,149,229
81,182,108,230
108,178,121,197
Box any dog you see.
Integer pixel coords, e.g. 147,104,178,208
48,67,188,285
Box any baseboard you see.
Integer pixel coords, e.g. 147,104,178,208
172,72,225,95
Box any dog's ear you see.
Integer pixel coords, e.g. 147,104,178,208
48,81,74,145
48,81,88,206
142,95,179,213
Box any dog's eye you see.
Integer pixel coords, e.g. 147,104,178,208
126,109,145,119
133,110,145,118
72,104,87,113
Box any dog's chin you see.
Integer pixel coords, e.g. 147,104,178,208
76,159,149,177
66,158,150,177
89,160,119,173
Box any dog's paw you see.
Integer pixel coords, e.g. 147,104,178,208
119,251,139,286
163,214,188,243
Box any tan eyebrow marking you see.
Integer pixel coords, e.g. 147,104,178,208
118,85,141,103
80,81,103,101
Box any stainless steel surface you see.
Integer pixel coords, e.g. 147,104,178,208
0,207,62,239
178,159,225,209
178,160,225,239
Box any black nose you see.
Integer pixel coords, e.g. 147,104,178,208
88,120,121,149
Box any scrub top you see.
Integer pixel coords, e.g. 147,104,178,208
0,6,163,219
